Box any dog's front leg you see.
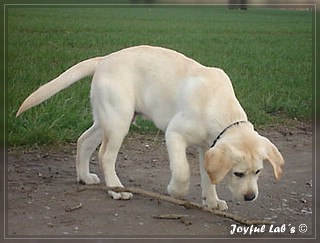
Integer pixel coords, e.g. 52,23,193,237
165,131,190,197
203,184,228,211
199,147,228,211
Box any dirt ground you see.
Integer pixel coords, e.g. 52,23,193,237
6,123,315,239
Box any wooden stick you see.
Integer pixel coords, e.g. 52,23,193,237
77,185,272,226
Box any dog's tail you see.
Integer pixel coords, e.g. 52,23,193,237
16,56,103,117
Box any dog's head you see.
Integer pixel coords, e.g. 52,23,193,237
205,123,284,202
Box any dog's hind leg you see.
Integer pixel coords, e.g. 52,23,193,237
98,115,133,200
76,122,102,184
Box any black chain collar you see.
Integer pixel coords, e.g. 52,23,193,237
210,121,248,148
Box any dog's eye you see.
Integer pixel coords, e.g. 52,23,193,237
255,169,261,175
234,172,245,178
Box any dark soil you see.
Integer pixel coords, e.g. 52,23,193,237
6,124,315,239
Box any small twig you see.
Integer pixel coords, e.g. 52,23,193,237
77,185,272,226
152,129,162,144
153,214,192,226
65,202,82,212
153,214,187,220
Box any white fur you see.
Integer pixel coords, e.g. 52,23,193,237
17,45,284,210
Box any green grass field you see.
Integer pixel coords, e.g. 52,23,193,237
7,6,313,146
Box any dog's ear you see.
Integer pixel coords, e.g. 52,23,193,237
263,137,285,180
205,144,233,184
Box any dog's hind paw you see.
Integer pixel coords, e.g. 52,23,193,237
108,190,133,200
78,173,101,185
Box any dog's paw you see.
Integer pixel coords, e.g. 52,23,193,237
167,181,189,198
78,173,101,185
108,190,133,200
203,198,228,211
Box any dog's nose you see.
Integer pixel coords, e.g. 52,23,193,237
244,192,256,201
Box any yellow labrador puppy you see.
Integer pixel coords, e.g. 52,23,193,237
17,45,284,210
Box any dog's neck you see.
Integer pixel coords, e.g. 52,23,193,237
210,121,248,148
